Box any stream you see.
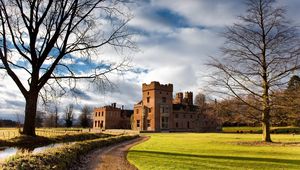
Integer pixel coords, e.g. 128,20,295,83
0,142,74,162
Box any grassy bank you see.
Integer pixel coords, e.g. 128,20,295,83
222,126,300,134
0,128,90,140
2,135,138,170
128,133,300,170
0,133,111,148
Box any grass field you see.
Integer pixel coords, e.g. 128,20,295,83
128,133,300,170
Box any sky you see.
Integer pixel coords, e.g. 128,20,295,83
0,0,300,121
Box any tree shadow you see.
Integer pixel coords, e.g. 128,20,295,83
129,150,300,166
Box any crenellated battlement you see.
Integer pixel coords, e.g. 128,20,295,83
142,81,173,92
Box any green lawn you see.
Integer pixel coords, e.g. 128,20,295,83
128,133,300,170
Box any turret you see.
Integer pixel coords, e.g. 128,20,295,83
173,92,183,104
184,92,193,105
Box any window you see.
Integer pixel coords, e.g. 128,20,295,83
101,111,104,116
161,116,169,129
100,121,104,128
175,122,178,128
148,108,151,113
162,97,166,103
98,121,101,127
183,114,186,118
147,97,150,103
147,92,149,95
160,106,165,113
137,120,140,127
190,115,193,118
147,119,151,127
187,121,190,129
95,121,97,127
136,109,139,114
175,114,178,118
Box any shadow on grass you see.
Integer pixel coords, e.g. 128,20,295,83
129,150,300,166
6,135,53,148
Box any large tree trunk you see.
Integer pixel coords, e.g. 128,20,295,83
262,68,272,142
262,109,271,142
22,92,38,136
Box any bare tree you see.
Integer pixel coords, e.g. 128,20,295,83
35,110,46,127
54,105,59,128
44,112,56,127
79,105,92,128
194,92,206,114
209,0,300,142
0,0,134,135
64,104,74,128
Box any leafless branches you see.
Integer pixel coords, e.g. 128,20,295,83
208,0,300,142
0,0,135,135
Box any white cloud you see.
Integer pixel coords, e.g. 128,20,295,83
0,0,299,120
151,0,245,27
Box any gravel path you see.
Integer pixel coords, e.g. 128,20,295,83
71,136,149,170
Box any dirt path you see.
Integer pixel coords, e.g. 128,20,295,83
71,136,149,170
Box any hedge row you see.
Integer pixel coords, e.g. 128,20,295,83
0,133,112,148
1,135,139,170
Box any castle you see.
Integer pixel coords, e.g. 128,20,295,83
93,81,220,132
133,81,203,132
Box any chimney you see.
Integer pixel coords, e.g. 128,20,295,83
122,105,124,110
111,103,116,108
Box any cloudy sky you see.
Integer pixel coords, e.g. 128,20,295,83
0,0,300,121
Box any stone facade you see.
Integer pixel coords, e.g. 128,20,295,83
132,81,217,132
133,81,173,131
93,103,133,130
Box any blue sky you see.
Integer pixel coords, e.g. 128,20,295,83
0,0,300,121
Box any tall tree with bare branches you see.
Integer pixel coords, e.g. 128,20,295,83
0,0,134,136
64,104,74,128
209,0,300,142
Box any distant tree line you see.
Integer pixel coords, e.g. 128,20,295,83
0,119,19,127
216,75,300,127
30,104,93,128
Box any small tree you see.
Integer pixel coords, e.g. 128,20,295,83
35,111,46,127
194,92,206,114
276,75,300,126
44,113,56,127
79,105,92,128
209,0,300,142
54,105,59,128
64,104,74,128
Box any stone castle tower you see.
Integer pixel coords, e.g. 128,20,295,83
134,81,173,131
